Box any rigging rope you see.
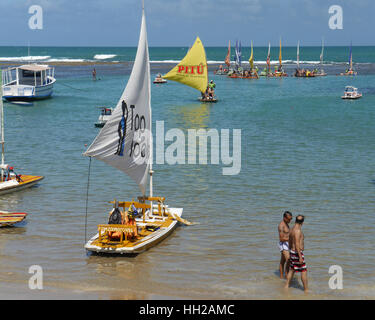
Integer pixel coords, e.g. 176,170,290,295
84,157,92,245
57,81,88,91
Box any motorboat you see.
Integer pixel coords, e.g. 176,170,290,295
2,64,56,101
341,86,362,99
95,107,113,128
153,74,167,84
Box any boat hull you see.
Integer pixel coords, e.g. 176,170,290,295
85,207,183,255
0,175,44,196
199,98,218,103
2,80,55,101
0,212,27,227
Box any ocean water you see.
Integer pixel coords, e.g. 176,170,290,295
0,48,375,299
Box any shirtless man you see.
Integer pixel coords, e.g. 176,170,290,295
285,215,308,292
278,211,293,279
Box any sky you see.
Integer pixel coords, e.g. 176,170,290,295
0,0,374,47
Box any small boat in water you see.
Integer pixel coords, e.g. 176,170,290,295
164,36,212,101
84,4,186,255
0,211,27,227
2,64,56,101
199,97,218,103
341,86,362,99
315,38,327,77
340,42,357,76
95,107,113,128
153,74,167,84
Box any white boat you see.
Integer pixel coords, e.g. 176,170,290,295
2,64,56,101
0,69,44,194
95,107,113,128
341,86,362,99
153,74,167,84
84,2,186,255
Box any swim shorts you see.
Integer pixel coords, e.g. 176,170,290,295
290,250,307,273
278,241,289,252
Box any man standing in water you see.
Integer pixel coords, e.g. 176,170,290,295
285,215,308,293
278,211,293,279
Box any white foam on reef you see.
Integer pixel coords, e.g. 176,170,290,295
46,58,88,62
94,54,117,60
0,55,51,61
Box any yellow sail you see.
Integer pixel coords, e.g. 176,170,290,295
163,37,208,93
279,38,282,66
249,41,254,69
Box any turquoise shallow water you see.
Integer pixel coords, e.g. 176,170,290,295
0,60,375,299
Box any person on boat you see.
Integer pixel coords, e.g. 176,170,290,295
207,86,214,100
125,205,138,238
284,215,308,293
208,80,216,90
278,211,293,279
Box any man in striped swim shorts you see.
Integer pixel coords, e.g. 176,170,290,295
284,215,308,293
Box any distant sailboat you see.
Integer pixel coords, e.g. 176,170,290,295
266,42,272,76
274,38,287,77
249,41,254,71
0,69,44,196
259,42,271,77
316,38,327,76
228,40,258,79
163,37,216,102
84,2,185,255
297,40,300,69
294,41,315,78
214,40,230,75
233,40,243,72
225,40,231,69
340,42,357,76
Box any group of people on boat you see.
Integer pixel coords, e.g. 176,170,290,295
294,68,317,77
107,204,139,241
0,166,22,183
214,65,229,75
228,66,259,79
201,80,217,101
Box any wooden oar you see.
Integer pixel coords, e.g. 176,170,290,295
165,209,194,226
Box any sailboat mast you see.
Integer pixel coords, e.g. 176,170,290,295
142,0,154,211
297,41,300,69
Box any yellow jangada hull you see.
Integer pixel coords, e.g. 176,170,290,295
85,197,183,255
0,175,44,196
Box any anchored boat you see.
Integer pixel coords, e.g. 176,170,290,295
340,42,357,76
153,73,167,84
341,86,362,99
2,64,56,101
95,107,113,128
0,69,44,195
84,3,186,255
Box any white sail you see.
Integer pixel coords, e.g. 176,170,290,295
297,41,300,68
84,9,151,195
320,38,324,65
